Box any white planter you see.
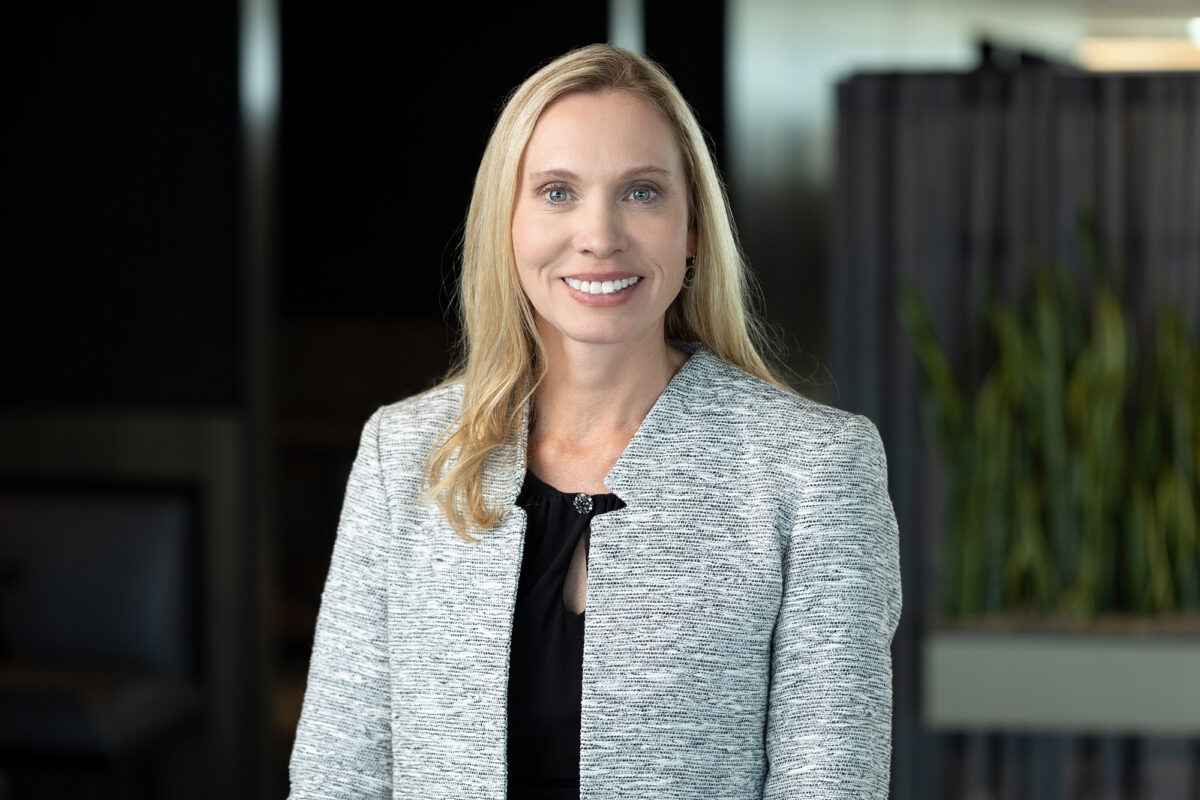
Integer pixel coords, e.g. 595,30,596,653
923,623,1200,735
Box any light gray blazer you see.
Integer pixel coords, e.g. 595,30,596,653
289,345,902,800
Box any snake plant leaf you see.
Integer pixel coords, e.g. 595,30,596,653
898,286,966,445
1126,485,1153,613
1150,472,1180,612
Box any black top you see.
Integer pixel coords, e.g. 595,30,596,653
506,470,624,800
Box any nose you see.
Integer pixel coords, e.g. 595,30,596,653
573,200,628,259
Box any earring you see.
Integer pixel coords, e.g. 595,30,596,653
682,256,696,289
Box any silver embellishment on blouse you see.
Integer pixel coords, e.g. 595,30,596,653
573,492,593,515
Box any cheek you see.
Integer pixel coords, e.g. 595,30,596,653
644,215,690,259
511,215,558,271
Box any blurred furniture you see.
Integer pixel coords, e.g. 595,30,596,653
0,488,202,799
0,413,261,800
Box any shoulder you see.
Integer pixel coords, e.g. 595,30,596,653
353,379,465,489
682,348,877,461
372,379,463,443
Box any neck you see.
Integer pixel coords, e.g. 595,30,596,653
531,323,688,447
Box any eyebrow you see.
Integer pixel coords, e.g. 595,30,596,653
528,165,675,183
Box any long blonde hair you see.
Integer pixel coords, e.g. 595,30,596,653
424,43,785,540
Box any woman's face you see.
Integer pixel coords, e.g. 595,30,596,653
511,90,695,352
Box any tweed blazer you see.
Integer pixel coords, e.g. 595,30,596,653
289,345,902,800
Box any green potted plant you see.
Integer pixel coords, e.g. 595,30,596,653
900,221,1200,733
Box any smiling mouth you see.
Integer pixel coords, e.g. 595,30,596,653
562,276,641,295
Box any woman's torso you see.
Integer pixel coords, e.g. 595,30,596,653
349,348,891,798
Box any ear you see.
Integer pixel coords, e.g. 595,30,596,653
687,226,697,259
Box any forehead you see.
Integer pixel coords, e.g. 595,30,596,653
520,90,684,176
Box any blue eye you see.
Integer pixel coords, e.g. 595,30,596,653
630,187,656,202
547,188,569,203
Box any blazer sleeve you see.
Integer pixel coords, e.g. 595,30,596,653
289,408,393,799
763,414,903,799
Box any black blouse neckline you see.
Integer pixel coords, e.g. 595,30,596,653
516,469,622,510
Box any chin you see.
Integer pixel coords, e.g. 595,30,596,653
549,324,662,350
559,331,630,347
535,309,665,351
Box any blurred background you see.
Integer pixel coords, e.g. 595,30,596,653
2,0,1198,798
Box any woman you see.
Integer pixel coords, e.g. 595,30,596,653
289,44,901,800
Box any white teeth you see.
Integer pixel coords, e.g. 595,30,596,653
564,276,640,295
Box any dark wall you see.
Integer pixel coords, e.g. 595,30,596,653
2,3,241,407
